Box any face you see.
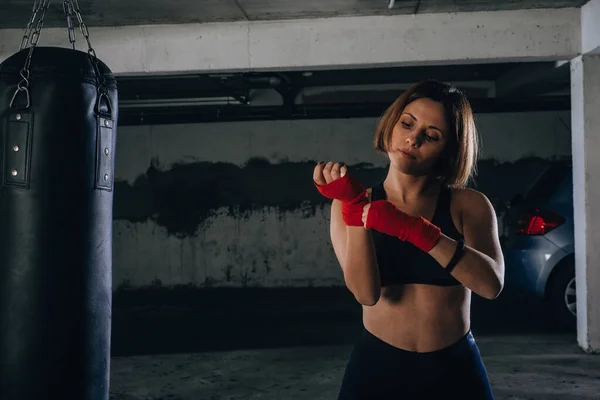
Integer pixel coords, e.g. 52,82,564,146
387,97,450,176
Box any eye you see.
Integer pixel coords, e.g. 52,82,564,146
401,121,411,128
425,134,439,142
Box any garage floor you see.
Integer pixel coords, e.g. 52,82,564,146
108,287,600,400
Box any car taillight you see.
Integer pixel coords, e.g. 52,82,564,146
517,209,565,236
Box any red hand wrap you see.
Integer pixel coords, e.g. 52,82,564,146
314,174,368,227
365,200,442,252
314,174,365,201
340,193,368,226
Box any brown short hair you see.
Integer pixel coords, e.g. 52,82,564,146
373,80,479,188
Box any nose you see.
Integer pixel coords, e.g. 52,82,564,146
405,130,422,147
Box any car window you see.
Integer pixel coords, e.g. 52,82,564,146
523,164,570,205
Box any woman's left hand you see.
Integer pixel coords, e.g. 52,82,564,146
363,200,442,253
362,200,405,236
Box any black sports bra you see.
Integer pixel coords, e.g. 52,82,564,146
370,182,463,287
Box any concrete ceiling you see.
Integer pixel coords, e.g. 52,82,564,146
0,0,589,29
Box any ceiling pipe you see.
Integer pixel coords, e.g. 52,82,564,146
119,97,242,108
244,76,282,86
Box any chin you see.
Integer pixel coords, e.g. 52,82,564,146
389,155,431,177
389,158,418,175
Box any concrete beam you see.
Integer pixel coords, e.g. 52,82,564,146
495,62,569,98
0,7,581,75
582,0,600,54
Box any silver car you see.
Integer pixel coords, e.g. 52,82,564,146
503,163,575,325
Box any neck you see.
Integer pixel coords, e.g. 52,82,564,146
383,167,439,202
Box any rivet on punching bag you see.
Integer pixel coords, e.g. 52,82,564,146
0,1,118,399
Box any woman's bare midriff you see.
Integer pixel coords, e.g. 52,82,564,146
362,283,471,353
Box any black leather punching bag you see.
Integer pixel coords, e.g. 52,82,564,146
0,25,118,400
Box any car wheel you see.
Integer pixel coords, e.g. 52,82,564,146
547,262,576,326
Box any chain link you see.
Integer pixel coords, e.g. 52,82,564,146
63,0,76,49
11,0,50,108
19,0,41,51
21,0,50,72
12,0,111,115
69,0,111,116
70,0,105,86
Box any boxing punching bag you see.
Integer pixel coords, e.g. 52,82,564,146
0,2,117,399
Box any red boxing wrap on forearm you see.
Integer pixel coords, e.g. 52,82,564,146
340,193,368,226
365,200,442,252
314,174,368,226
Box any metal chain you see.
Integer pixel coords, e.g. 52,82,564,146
63,0,77,49
69,0,106,89
11,0,50,108
19,0,42,51
20,0,50,72
69,0,111,116
12,0,111,115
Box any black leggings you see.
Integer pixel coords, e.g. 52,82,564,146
338,328,494,400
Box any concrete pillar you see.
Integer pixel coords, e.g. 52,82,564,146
570,53,600,354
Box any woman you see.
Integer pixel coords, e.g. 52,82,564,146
313,80,504,399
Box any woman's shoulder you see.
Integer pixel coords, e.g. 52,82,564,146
450,187,491,203
449,186,496,218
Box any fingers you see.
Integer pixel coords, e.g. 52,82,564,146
322,162,334,183
324,161,346,184
362,203,370,228
331,162,347,181
313,162,326,185
314,161,348,185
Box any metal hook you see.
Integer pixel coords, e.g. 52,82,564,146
19,69,30,85
10,87,31,109
95,90,112,117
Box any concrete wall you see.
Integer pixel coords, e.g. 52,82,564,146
112,110,572,290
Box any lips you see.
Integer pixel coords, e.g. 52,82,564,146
398,149,416,160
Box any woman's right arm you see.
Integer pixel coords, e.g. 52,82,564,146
330,197,381,306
